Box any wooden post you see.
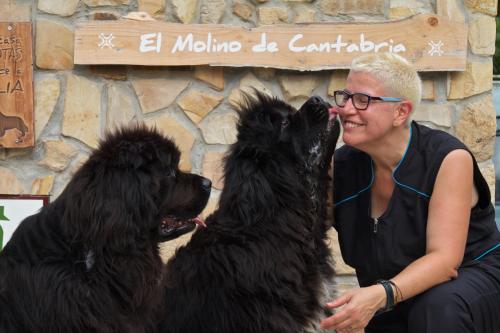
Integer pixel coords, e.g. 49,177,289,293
0,22,34,148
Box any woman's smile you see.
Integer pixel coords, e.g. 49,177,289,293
342,120,365,129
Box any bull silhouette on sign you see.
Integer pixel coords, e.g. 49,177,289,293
0,111,28,138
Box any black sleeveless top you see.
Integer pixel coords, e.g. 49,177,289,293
333,121,500,287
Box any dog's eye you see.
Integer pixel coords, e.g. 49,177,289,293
281,119,290,128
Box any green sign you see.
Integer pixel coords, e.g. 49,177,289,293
0,205,9,250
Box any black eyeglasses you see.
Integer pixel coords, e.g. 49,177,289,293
333,90,402,111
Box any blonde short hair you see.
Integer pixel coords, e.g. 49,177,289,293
350,53,422,113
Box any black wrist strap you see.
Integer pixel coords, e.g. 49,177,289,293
375,279,395,315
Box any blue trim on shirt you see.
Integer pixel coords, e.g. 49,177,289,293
334,162,375,206
392,125,430,199
474,243,500,261
334,125,430,206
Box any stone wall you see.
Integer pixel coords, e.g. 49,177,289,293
0,0,497,297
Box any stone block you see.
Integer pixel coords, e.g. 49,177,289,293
0,3,31,21
279,73,318,101
293,6,316,23
413,104,453,128
388,7,416,18
34,76,60,140
31,175,55,195
92,11,120,20
320,0,384,16
131,77,190,114
258,7,288,25
39,140,78,172
178,90,224,124
327,70,348,97
252,68,276,81
199,112,238,145
83,0,130,6
106,83,138,133
62,75,102,149
421,79,435,100
465,0,497,16
469,15,496,55
232,2,254,22
229,72,273,108
145,114,195,171
447,60,493,99
478,161,495,202
89,66,128,81
0,167,23,194
38,0,79,17
35,20,74,70
454,94,496,162
194,66,224,91
200,0,225,24
202,151,225,190
436,0,466,22
138,0,165,19
172,0,198,23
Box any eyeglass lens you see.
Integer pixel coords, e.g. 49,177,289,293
335,91,370,110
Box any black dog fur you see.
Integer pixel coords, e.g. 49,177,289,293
0,126,211,333
159,93,340,333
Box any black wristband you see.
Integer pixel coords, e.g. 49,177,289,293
375,279,395,314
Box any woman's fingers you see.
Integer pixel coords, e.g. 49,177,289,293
325,293,351,309
320,305,352,329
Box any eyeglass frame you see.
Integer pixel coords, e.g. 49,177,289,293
333,90,403,111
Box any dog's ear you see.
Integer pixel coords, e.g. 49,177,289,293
61,156,158,252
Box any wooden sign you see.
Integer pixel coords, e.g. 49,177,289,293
75,14,467,71
0,194,49,251
0,22,34,148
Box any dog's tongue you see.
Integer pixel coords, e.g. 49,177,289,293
193,216,207,228
328,107,338,121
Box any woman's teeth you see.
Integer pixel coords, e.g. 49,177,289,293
343,121,363,128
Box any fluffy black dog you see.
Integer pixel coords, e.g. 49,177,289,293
159,93,340,333
0,126,211,333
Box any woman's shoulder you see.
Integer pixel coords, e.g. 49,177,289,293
412,121,467,156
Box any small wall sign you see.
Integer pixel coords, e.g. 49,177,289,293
0,195,49,251
0,22,34,148
74,14,467,71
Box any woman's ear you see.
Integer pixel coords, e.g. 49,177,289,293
393,100,413,127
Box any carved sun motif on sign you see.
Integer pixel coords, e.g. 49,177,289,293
427,40,444,56
98,33,115,49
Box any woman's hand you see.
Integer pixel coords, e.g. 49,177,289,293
320,285,386,332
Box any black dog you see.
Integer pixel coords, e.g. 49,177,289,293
0,126,211,333
159,93,340,333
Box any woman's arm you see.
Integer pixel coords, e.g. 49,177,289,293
390,149,473,299
320,149,474,332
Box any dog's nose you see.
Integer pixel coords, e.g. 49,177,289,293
201,177,212,190
308,96,323,104
308,96,331,108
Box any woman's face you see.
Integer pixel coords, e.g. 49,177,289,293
336,71,398,149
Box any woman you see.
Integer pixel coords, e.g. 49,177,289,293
321,53,500,333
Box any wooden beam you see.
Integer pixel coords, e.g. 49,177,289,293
75,14,467,72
